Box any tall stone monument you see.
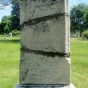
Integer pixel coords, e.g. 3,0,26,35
15,0,75,88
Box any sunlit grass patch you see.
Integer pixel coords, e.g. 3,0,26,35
0,35,20,88
71,38,88,88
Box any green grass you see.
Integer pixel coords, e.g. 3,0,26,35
0,35,20,88
71,38,88,88
0,36,88,88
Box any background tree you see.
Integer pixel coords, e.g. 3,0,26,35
11,2,20,31
0,22,4,34
84,11,88,29
70,3,88,37
0,15,11,34
0,0,20,34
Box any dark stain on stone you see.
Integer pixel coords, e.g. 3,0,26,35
20,13,69,29
21,46,70,57
21,68,29,81
51,0,56,2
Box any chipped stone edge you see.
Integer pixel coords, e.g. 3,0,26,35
15,83,75,88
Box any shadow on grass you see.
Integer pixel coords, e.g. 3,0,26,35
77,38,88,41
0,39,20,43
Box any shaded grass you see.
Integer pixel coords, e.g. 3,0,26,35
71,38,88,88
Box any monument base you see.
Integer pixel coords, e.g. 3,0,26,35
15,84,75,88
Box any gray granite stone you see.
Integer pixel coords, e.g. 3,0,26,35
20,0,69,25
20,52,70,84
21,15,70,54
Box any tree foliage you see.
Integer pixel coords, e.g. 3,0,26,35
70,3,88,37
0,0,20,34
0,15,11,34
83,30,88,39
11,2,20,30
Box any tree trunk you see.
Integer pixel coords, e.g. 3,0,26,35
80,29,82,37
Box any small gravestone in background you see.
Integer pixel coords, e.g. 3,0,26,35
9,32,12,37
15,0,75,88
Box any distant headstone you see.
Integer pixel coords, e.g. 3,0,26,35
15,0,75,88
9,32,12,37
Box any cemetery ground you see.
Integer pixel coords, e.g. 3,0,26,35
0,35,88,88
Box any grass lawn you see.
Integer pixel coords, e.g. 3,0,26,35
0,35,20,88
71,38,88,88
0,35,88,88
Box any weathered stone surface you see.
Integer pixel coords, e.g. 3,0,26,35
15,0,72,87
20,52,70,84
21,15,70,54
20,0,69,25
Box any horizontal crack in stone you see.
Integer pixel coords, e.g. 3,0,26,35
21,46,70,57
20,13,69,29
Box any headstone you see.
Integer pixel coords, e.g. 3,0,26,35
9,32,12,37
15,0,75,88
